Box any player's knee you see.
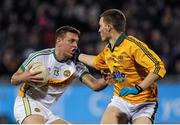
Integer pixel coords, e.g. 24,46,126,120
22,114,45,124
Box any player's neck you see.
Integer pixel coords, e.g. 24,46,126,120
54,49,67,62
109,32,122,48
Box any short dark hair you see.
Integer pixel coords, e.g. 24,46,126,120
55,26,80,39
100,9,126,32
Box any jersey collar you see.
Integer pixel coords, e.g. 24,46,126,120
108,33,126,52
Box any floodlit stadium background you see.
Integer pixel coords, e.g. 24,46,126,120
0,0,180,123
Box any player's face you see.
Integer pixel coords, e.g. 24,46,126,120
98,17,111,42
57,32,79,58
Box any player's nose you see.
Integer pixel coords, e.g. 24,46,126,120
72,41,78,48
98,28,101,33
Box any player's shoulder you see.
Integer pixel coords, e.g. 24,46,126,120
126,35,144,43
126,35,146,45
29,48,54,57
35,48,54,54
22,48,54,68
125,35,150,51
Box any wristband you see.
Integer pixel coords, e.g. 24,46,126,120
79,71,89,82
135,84,143,93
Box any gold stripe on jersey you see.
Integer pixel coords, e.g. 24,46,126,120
22,97,31,116
48,75,75,87
48,79,66,85
18,83,30,97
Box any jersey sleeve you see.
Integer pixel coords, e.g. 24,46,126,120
74,62,90,81
128,37,166,78
20,52,41,71
93,47,109,70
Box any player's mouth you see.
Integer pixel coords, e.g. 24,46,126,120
71,48,77,54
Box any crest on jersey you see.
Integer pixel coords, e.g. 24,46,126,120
63,70,71,77
118,55,123,62
34,108,41,112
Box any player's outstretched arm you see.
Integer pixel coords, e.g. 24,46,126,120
75,62,113,91
11,65,43,85
78,53,96,68
81,74,110,91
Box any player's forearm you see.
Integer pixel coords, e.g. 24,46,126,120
78,54,96,68
91,77,108,91
82,74,107,91
138,72,160,90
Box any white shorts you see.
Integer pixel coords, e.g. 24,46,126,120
14,95,60,124
108,96,157,123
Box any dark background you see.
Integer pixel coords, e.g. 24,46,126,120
0,0,180,123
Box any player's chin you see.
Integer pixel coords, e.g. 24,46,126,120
68,53,74,58
101,37,107,42
102,39,108,43
102,38,109,43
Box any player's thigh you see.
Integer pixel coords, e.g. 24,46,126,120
14,96,47,124
101,105,128,124
132,102,157,124
133,116,152,124
50,119,70,124
22,114,44,124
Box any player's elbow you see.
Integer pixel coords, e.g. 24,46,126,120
11,78,17,85
150,61,166,78
93,88,104,92
11,75,19,86
93,86,101,91
92,84,107,92
11,78,16,85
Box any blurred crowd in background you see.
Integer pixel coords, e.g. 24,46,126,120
0,0,180,82
0,0,180,123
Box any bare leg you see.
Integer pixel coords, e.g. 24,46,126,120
133,116,152,124
22,114,44,124
50,118,70,124
100,106,128,124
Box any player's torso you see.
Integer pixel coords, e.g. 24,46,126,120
104,40,145,86
103,36,157,103
19,48,76,107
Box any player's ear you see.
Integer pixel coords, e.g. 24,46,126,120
56,37,61,43
55,37,63,47
107,24,113,32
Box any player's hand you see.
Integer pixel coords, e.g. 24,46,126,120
72,48,80,64
101,69,115,85
22,65,44,84
104,74,115,85
119,85,143,96
101,69,110,79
